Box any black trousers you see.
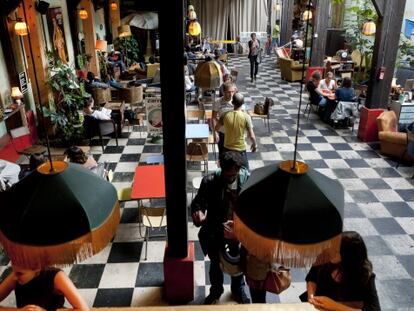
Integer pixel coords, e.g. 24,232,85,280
249,56,259,79
207,241,245,298
249,287,267,303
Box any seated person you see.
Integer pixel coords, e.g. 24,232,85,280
83,97,111,120
85,71,123,92
303,231,380,311
0,264,89,311
107,51,127,73
65,146,107,178
306,71,327,107
319,71,337,91
335,77,356,102
184,56,197,93
214,49,230,76
201,37,212,54
0,159,21,191
19,153,46,180
219,73,234,97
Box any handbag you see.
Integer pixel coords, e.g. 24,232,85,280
254,102,265,115
246,266,291,294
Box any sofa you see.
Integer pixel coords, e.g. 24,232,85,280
377,110,412,160
278,57,308,82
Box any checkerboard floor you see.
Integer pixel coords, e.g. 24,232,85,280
1,54,414,310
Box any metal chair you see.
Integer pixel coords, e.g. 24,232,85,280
186,141,208,173
140,206,167,260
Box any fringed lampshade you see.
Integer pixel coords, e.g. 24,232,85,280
188,21,201,36
79,8,88,20
110,1,118,10
302,9,313,21
234,160,344,268
96,40,108,51
362,20,376,36
14,19,28,36
118,25,132,37
194,60,222,89
0,161,120,269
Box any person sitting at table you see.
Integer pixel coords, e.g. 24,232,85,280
302,231,380,311
85,72,123,93
83,97,112,121
306,71,327,108
335,77,356,102
0,264,89,311
214,49,230,76
107,51,127,73
65,146,107,178
0,159,21,191
319,71,337,91
201,37,212,54
19,153,46,180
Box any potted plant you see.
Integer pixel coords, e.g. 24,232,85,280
114,36,140,67
343,0,377,84
43,51,85,146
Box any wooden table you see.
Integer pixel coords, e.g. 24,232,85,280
105,101,125,136
322,89,336,101
131,165,165,200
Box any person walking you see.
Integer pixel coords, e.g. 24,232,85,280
191,151,251,305
248,33,260,83
215,93,257,169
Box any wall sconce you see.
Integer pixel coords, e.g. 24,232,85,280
188,21,201,36
8,17,28,36
11,87,23,106
79,8,88,20
362,20,376,36
110,1,118,10
118,25,132,37
275,3,281,11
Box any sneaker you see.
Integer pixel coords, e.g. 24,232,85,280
232,288,251,304
251,78,254,83
254,75,257,81
203,294,220,305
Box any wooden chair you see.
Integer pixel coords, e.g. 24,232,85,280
186,109,206,124
83,115,118,152
140,206,167,260
186,141,208,173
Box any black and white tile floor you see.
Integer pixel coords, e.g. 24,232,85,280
1,55,414,310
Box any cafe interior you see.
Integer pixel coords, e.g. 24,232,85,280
0,0,414,309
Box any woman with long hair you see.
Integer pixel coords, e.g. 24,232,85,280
304,231,381,311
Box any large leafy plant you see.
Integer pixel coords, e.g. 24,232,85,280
114,36,140,67
397,35,414,68
44,51,84,145
343,0,377,84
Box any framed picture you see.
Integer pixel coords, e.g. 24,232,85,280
47,7,68,63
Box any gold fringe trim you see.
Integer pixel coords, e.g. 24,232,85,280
0,202,120,269
234,213,341,267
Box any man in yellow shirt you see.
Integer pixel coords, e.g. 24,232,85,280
215,93,257,169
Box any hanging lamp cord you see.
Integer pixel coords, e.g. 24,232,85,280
22,3,54,172
292,0,312,171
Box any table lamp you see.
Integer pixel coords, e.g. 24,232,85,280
11,87,23,107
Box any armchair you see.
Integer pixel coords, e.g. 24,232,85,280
278,57,308,82
83,115,118,152
377,111,412,161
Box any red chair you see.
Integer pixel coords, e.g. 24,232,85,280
305,67,325,83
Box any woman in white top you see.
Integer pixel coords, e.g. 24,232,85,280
319,71,337,91
83,97,112,120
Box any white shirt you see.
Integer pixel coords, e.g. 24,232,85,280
91,108,112,120
319,79,336,91
0,160,21,191
213,97,234,133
